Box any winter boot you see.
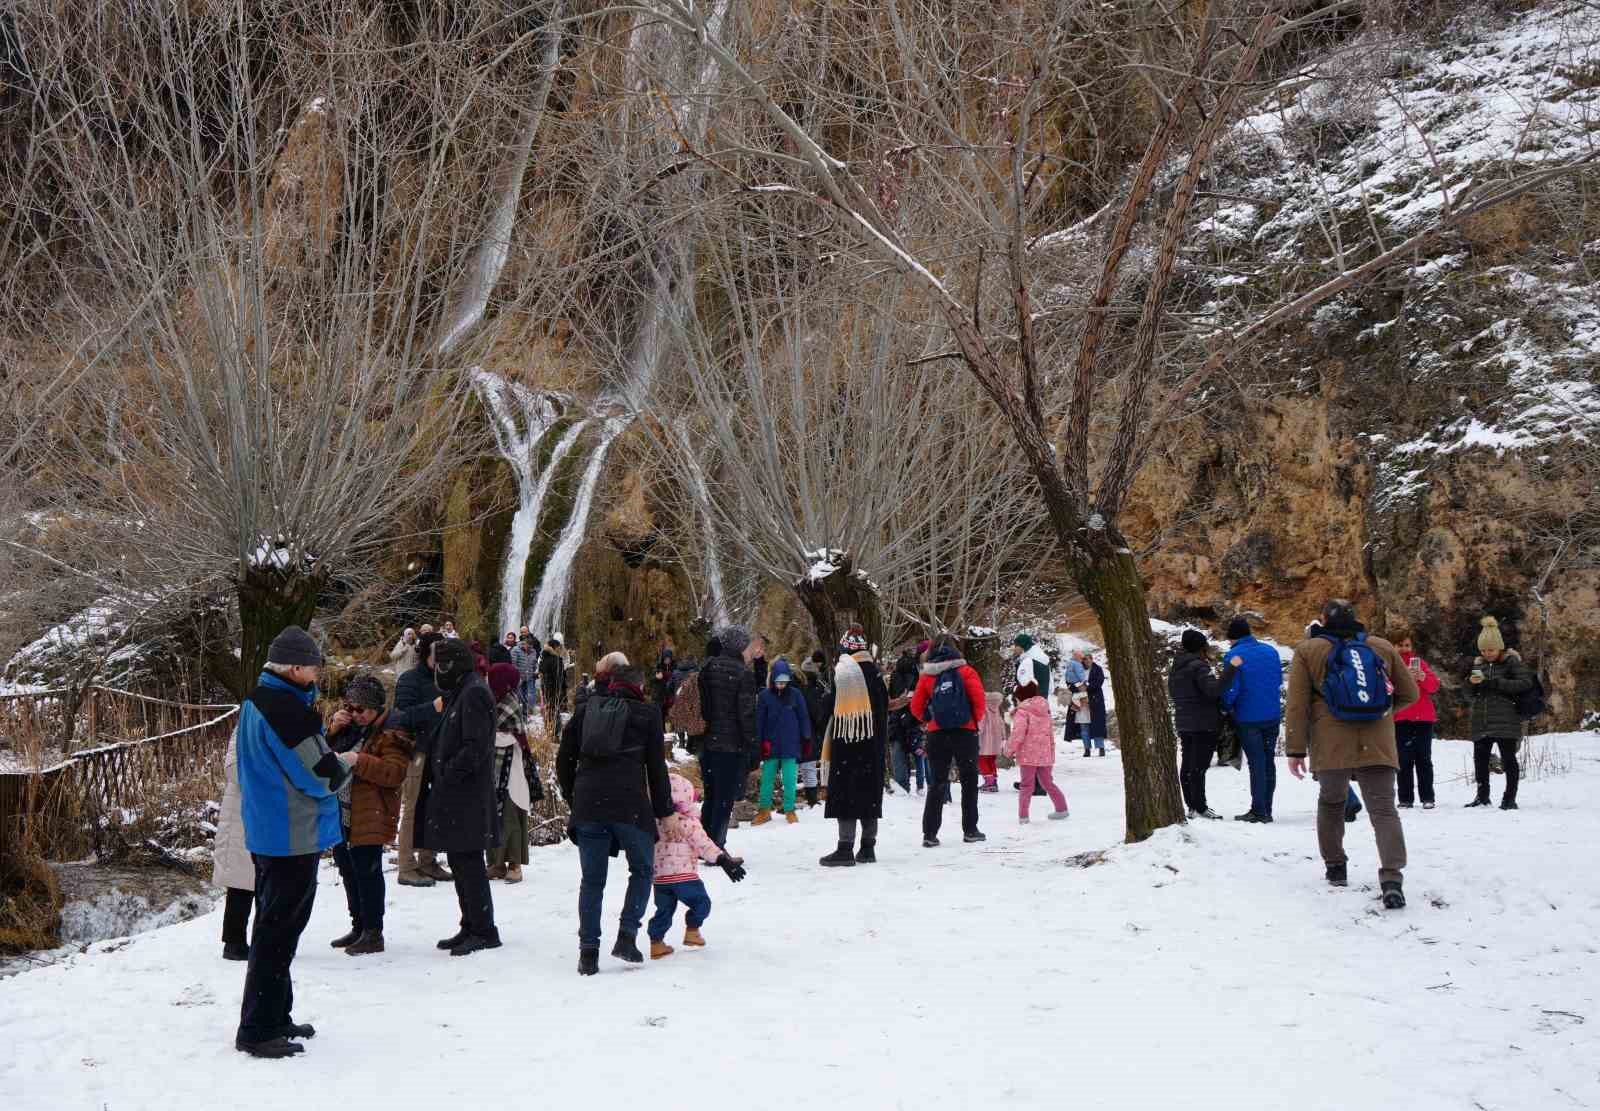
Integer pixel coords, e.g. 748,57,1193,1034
235,1037,304,1059
682,927,706,947
330,926,361,949
650,939,675,960
819,842,857,867
1325,863,1348,887
785,810,799,824
1465,795,1492,808
397,871,436,888
1500,798,1519,810
505,863,523,883
488,863,507,880
981,775,998,793
1345,801,1363,823
1380,881,1406,910
417,858,454,883
450,929,503,957
855,840,876,864
963,830,987,844
222,942,249,961
922,836,939,848
436,927,471,951
578,947,599,976
611,930,644,964
751,809,773,827
1096,749,1106,757
280,1023,315,1040
1234,810,1265,823
345,929,385,956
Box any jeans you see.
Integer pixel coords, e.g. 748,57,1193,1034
922,729,980,839
758,756,797,812
221,886,253,946
699,750,749,847
1473,737,1519,803
333,841,386,932
892,747,928,790
1077,723,1104,753
1395,721,1435,805
237,852,320,1045
574,821,656,947
1236,721,1280,818
1177,731,1217,813
446,850,497,938
648,879,712,940
1316,767,1406,885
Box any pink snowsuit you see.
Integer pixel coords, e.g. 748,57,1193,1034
1004,695,1067,819
654,773,724,884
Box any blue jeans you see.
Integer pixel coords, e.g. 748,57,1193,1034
1236,721,1280,818
573,821,655,947
890,747,928,791
1078,723,1103,753
648,879,712,941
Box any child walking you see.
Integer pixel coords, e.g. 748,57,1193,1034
977,690,1007,792
1005,681,1068,823
753,659,812,825
650,773,746,959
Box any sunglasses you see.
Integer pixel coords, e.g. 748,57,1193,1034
342,703,369,715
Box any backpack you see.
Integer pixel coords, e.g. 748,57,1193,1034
1515,671,1547,721
580,695,636,758
929,665,973,729
1318,633,1391,723
667,671,706,736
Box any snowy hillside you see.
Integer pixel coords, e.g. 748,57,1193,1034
4,730,1596,1110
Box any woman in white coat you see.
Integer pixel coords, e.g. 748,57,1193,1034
213,731,256,960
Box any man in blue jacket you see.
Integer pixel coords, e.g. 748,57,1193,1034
234,625,352,1059
1221,616,1284,823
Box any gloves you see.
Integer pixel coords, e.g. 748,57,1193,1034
716,853,747,882
761,740,772,759
801,741,812,760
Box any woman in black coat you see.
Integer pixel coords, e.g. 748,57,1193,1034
416,638,501,955
819,630,889,867
1167,629,1225,819
1084,657,1109,754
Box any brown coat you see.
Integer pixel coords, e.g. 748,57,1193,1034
1284,630,1419,771
330,716,415,847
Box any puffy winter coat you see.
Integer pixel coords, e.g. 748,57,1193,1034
1393,652,1441,723
211,732,254,891
910,650,988,733
889,653,921,699
822,657,889,822
556,681,675,839
390,637,418,672
326,714,414,847
653,773,723,884
236,671,348,858
1283,625,1419,771
415,672,499,853
1221,636,1284,725
1167,651,1225,733
697,650,759,759
756,664,812,759
1015,645,1052,695
388,660,441,749
1467,651,1535,741
1004,695,1056,766
978,691,1007,757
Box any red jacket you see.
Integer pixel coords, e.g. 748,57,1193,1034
910,657,987,733
1393,652,1440,723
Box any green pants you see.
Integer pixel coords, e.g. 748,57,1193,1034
758,757,797,813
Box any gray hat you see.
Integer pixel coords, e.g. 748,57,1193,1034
343,673,387,710
268,625,322,667
717,624,751,657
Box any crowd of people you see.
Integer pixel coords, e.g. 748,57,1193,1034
216,601,1539,1058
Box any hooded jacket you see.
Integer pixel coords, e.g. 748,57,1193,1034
1167,650,1225,734
1467,650,1535,740
236,671,349,857
653,773,724,884
1015,643,1052,694
755,660,812,759
1393,651,1441,724
1004,694,1056,766
910,649,988,733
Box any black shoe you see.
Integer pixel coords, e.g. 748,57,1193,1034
235,1037,304,1059
449,930,502,957
346,929,385,956
1381,881,1406,910
611,931,644,964
329,927,361,949
222,942,249,962
397,873,436,888
1326,863,1348,887
820,843,857,867
1198,809,1223,820
1234,811,1264,823
1096,750,1106,757
922,836,939,848
963,831,986,843
578,947,599,976
1344,808,1361,824
1465,796,1492,808
279,1023,315,1040
436,927,470,951
1500,798,1518,810
1397,801,1414,809
854,841,876,864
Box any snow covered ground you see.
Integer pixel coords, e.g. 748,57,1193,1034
4,731,1598,1110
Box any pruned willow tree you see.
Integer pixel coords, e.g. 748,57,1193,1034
1,1,573,695
624,0,1600,839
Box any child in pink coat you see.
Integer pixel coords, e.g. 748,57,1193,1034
649,772,746,959
1004,682,1068,822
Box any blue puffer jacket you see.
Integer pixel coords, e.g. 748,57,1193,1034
755,661,813,759
1221,635,1285,725
237,671,349,857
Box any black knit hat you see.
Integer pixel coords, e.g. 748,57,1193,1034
1225,616,1252,641
1181,629,1209,654
432,638,474,691
267,625,322,667
343,673,387,710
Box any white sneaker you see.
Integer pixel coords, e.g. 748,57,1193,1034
1018,816,1030,825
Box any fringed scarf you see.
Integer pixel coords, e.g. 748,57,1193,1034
826,650,875,744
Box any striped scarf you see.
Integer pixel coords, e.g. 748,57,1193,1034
826,651,875,744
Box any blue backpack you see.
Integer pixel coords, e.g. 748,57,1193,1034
1319,633,1391,722
929,666,973,729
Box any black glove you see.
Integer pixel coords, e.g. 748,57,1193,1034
716,853,746,883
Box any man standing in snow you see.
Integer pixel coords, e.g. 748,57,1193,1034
696,625,761,847
511,631,540,714
1284,600,1419,909
234,625,352,1059
1221,617,1283,820
389,631,451,887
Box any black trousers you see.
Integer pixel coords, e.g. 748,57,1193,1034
237,852,320,1044
1178,731,1218,814
699,750,748,848
221,886,253,946
1473,737,1519,803
333,842,386,932
1395,721,1435,805
447,851,497,937
922,729,980,839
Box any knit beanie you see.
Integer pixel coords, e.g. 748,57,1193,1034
838,625,869,654
432,638,475,691
267,625,322,667
717,625,751,657
1013,633,1034,650
1225,616,1252,641
916,639,931,656
1180,629,1209,654
343,673,387,710
1477,616,1506,653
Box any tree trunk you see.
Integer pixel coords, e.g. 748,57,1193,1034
1076,546,1185,842
237,568,326,696
793,555,883,656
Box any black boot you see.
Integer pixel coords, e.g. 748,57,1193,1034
1465,795,1492,808
1381,881,1406,909
578,947,599,976
1500,798,1519,810
279,1022,316,1040
611,930,644,963
436,926,470,951
330,926,361,949
855,840,876,864
235,1037,304,1058
346,929,385,956
450,929,503,957
820,842,857,867
1325,863,1348,887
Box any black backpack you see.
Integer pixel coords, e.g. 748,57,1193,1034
1515,671,1547,721
580,695,636,758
